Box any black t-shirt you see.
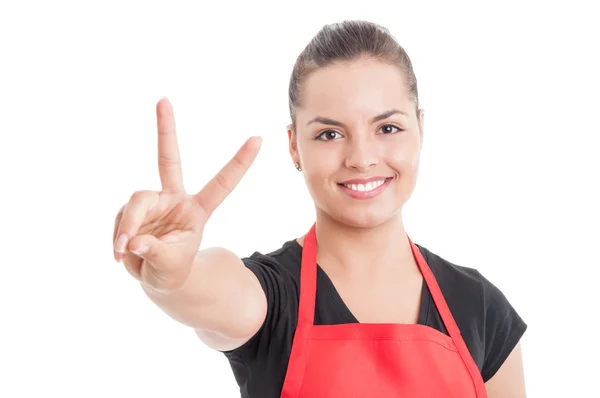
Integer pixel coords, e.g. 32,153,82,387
222,239,527,398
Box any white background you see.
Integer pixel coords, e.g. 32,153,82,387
1,1,599,397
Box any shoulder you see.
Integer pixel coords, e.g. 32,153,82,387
223,240,302,355
416,243,527,382
242,239,302,291
221,242,302,396
240,239,304,318
416,243,525,325
416,243,484,300
244,239,301,271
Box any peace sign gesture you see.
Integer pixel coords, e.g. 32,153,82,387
113,98,262,292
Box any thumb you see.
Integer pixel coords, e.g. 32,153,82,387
128,234,168,262
128,234,195,292
128,233,195,270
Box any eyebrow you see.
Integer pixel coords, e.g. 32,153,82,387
306,109,407,128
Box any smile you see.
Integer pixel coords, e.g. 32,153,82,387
341,180,386,192
337,177,393,199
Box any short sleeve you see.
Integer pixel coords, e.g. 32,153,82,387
479,272,527,382
221,252,293,357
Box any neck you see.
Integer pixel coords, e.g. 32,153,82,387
308,209,417,279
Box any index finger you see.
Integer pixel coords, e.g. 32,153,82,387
156,98,185,192
194,136,262,216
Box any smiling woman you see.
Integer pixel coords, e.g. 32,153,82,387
113,19,527,398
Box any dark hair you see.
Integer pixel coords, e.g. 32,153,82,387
288,20,420,129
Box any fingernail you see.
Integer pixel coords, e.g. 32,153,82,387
115,234,129,253
131,245,149,256
250,136,263,148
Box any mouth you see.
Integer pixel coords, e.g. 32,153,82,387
337,177,393,199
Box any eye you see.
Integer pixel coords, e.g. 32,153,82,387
378,124,403,134
316,130,342,141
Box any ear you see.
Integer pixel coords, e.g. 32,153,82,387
417,108,425,147
287,124,299,164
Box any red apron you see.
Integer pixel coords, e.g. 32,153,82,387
280,223,487,398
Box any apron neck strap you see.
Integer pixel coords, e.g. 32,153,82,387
407,236,462,338
298,223,318,326
298,222,462,340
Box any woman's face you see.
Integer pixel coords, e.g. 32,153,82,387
289,57,425,228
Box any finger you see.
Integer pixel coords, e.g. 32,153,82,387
114,191,160,260
157,98,185,193
113,204,126,262
194,136,262,216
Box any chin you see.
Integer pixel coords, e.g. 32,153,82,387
310,177,414,229
323,202,403,229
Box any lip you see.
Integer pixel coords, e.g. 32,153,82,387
338,176,392,185
337,177,393,200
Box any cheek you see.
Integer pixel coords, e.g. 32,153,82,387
302,148,340,180
305,164,335,194
302,156,342,205
386,143,420,173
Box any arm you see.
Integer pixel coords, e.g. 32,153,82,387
476,270,528,395
114,98,266,352
485,342,527,398
141,247,267,352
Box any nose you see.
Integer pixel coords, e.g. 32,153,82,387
344,135,378,172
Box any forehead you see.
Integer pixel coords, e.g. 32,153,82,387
299,58,412,120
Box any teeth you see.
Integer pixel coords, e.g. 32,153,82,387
343,179,386,192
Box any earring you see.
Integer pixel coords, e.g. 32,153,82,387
295,162,302,171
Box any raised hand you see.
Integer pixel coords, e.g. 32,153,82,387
113,98,261,293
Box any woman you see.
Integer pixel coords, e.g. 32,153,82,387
113,20,527,397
